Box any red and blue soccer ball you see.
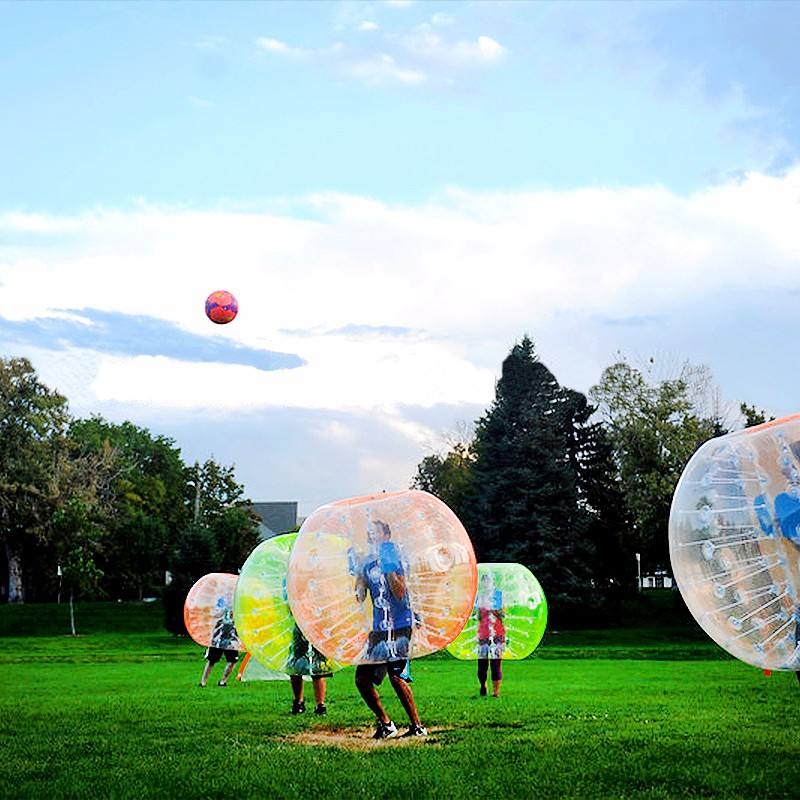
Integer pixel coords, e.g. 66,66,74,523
205,290,238,324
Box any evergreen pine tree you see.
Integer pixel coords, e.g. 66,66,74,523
464,337,601,620
561,389,635,605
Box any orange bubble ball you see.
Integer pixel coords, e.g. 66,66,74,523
286,490,477,664
183,572,243,650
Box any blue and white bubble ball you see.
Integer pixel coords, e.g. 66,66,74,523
669,414,800,671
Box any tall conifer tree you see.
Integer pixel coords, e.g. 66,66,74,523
464,337,605,619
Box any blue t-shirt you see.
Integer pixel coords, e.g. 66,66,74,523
775,492,800,545
362,542,413,631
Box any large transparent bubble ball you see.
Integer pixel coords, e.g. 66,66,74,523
447,563,547,661
286,490,478,665
669,414,800,671
234,533,340,676
183,572,242,650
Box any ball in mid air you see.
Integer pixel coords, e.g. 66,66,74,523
205,290,238,324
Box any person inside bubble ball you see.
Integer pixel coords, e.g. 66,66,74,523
757,440,800,686
199,606,239,687
352,518,427,739
476,572,505,697
278,575,332,714
287,623,332,716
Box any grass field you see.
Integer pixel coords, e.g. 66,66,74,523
1,598,798,799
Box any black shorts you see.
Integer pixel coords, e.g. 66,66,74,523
357,626,413,686
365,626,412,662
356,660,407,687
205,646,238,665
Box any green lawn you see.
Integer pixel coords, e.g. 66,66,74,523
1,600,797,799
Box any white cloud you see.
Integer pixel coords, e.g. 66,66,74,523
402,27,508,66
384,0,414,7
249,18,504,90
253,34,427,89
4,166,800,425
6,169,800,503
471,35,507,62
431,13,453,27
188,96,213,108
256,37,308,58
315,420,357,444
345,53,426,86
88,337,492,413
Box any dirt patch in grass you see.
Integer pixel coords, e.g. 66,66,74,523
282,726,447,750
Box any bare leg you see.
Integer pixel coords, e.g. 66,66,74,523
388,673,422,727
290,675,304,702
199,661,213,687
219,661,236,685
478,659,488,694
313,677,326,705
491,658,503,697
355,667,390,724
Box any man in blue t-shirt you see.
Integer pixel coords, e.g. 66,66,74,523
353,519,426,739
771,490,800,683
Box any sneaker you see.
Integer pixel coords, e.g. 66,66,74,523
217,681,227,687
291,700,306,715
400,724,428,738
479,685,487,696
372,720,398,740
314,703,327,716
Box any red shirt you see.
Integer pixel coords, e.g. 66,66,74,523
477,607,506,640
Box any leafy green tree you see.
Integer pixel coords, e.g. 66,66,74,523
164,460,259,635
740,402,773,428
211,506,261,574
561,389,635,601
187,459,246,521
410,442,473,519
187,459,260,569
69,417,189,599
590,360,718,572
163,521,221,636
0,358,71,602
52,498,104,634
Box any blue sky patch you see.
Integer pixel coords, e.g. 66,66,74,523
0,309,304,371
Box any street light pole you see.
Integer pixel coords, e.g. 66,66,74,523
635,552,641,592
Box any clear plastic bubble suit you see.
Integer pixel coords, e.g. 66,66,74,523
287,490,478,664
183,572,242,650
234,533,340,676
669,414,800,671
446,563,547,660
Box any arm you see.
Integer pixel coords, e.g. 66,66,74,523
386,571,406,600
380,541,407,599
355,574,367,603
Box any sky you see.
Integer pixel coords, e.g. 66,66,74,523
2,0,800,514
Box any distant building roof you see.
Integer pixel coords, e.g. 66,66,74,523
249,502,298,541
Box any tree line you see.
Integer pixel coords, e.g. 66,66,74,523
411,337,770,625
0,357,260,630
2,344,772,630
